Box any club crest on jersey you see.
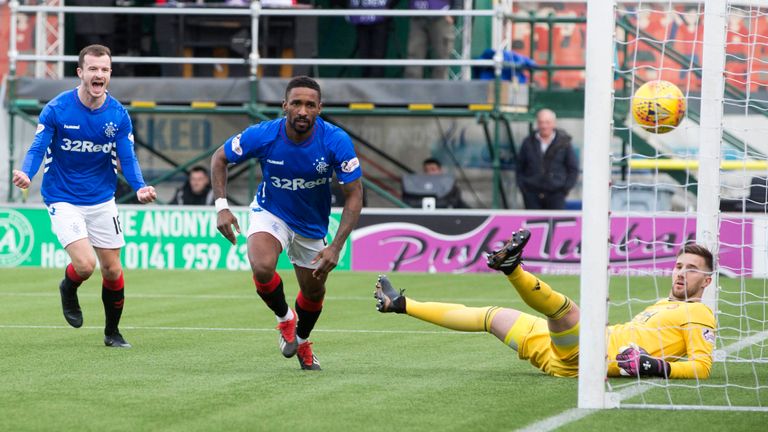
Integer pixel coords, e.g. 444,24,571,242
314,158,329,174
341,157,360,173
703,328,716,345
104,122,118,138
36,124,45,135
231,134,243,156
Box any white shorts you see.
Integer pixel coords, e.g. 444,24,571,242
47,199,125,249
247,205,326,269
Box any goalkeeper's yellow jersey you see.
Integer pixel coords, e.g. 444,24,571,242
605,299,716,379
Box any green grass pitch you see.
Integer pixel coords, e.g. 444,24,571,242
1,268,767,431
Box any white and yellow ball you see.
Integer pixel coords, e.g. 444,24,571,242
631,80,686,134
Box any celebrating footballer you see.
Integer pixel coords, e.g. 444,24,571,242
12,44,157,348
211,76,363,371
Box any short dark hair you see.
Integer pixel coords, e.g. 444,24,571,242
423,158,442,168
189,166,209,176
285,76,321,101
78,44,112,69
678,243,714,272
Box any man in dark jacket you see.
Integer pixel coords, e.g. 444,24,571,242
516,109,579,210
170,166,214,206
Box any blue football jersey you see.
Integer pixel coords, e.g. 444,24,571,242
224,117,362,239
21,88,146,206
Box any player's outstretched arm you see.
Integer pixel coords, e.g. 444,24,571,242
211,146,240,245
12,170,31,189
312,179,363,279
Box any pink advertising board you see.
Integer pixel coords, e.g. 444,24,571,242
351,212,752,276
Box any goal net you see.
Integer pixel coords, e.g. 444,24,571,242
580,0,768,411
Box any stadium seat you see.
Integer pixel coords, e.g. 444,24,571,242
401,173,460,209
720,176,768,213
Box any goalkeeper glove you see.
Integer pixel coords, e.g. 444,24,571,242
616,344,670,378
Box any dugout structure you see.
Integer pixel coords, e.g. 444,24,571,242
9,2,752,210
6,1,541,209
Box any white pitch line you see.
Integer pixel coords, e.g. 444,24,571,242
0,291,523,304
516,384,653,432
0,324,485,335
516,408,595,432
0,292,260,300
721,329,768,354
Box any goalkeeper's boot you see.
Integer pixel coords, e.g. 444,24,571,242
486,229,532,275
277,309,298,358
104,331,132,348
374,275,406,314
296,341,321,371
59,279,83,328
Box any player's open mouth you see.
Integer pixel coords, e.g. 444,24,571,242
92,81,105,90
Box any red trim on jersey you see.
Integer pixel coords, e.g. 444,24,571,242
296,291,323,312
66,263,87,283
254,272,282,294
103,272,125,291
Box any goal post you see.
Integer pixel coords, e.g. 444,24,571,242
577,0,617,410
697,0,727,311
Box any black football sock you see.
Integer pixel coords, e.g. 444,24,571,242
295,291,324,340
102,273,125,335
254,273,289,318
63,263,86,291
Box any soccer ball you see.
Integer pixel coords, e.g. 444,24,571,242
631,80,686,134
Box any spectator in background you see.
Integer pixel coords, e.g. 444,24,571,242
347,0,395,78
422,157,466,208
516,109,579,210
422,157,445,175
170,166,214,206
404,0,459,79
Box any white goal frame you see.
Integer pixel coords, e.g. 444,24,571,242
577,0,615,410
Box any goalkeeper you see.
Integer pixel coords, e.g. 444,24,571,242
374,229,716,379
